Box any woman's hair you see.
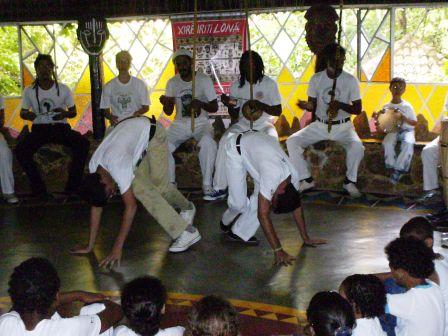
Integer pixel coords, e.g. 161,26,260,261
121,276,167,336
307,291,355,336
33,53,59,115
187,295,239,336
8,257,61,315
340,274,386,318
239,50,264,88
385,237,436,279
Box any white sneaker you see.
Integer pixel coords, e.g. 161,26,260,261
299,180,315,192
169,227,201,252
343,182,361,198
180,202,196,225
4,194,19,204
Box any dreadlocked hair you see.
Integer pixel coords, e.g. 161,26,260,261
33,54,59,115
239,50,264,88
121,276,167,336
8,257,61,316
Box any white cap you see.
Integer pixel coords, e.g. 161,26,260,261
172,48,193,62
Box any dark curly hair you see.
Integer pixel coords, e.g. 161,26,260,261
385,237,436,279
239,50,264,88
340,274,386,318
187,295,239,336
307,291,355,336
8,257,61,315
400,217,433,241
390,77,407,88
121,276,167,336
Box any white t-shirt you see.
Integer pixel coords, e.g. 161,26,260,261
165,72,216,121
113,325,184,336
352,317,386,336
0,310,101,336
100,76,150,122
386,280,445,336
237,131,299,200
435,258,448,336
21,83,74,125
229,76,282,125
382,100,416,131
308,70,360,122
80,303,113,336
89,117,153,194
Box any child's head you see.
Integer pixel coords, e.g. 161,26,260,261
8,257,61,316
339,274,386,319
389,77,406,97
385,237,435,286
400,216,433,248
187,295,239,336
307,291,355,336
121,276,167,336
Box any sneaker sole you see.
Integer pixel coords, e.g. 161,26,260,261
203,194,227,201
225,234,260,246
168,234,202,253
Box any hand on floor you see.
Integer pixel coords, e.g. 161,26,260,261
99,249,122,269
303,238,327,248
274,250,296,267
70,245,93,254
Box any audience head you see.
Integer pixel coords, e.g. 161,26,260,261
307,291,354,336
385,237,435,286
121,276,167,336
339,274,386,319
187,295,239,336
400,216,433,248
239,50,264,87
34,54,56,83
79,172,110,207
8,257,61,316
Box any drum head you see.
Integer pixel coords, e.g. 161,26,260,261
377,107,403,133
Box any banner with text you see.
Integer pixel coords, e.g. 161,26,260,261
172,18,247,117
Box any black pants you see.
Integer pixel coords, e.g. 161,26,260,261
15,123,90,194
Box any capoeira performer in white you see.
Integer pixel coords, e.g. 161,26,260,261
100,51,149,129
221,131,326,266
0,96,17,204
204,50,282,201
286,43,364,198
159,49,218,196
72,116,200,268
419,94,448,201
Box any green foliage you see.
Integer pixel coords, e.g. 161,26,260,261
0,27,21,96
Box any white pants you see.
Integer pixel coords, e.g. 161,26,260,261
213,118,278,190
221,134,260,241
383,130,415,172
167,118,217,187
286,121,364,182
0,133,14,195
422,136,440,191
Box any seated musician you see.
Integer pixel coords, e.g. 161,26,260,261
159,49,218,196
374,77,417,185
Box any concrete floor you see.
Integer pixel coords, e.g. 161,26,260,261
0,197,432,311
